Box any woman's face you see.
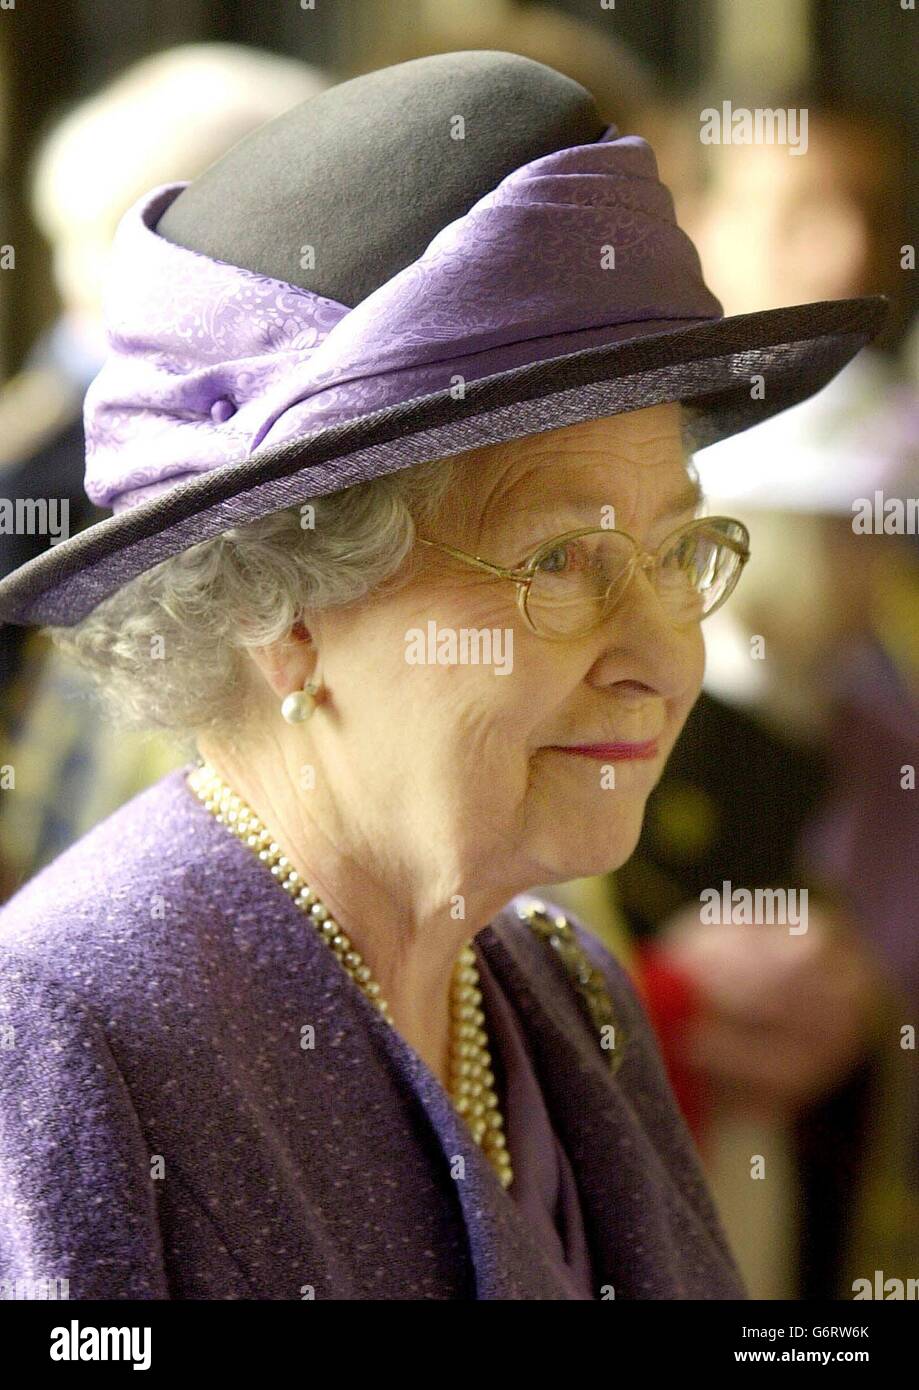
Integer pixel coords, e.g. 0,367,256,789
305,400,706,897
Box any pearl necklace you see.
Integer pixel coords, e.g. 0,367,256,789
187,761,514,1190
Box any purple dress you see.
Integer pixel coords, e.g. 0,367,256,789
0,767,745,1299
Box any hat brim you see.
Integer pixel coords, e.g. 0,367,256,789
0,295,888,627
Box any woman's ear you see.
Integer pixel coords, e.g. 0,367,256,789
246,622,317,701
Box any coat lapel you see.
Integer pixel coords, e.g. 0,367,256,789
476,909,747,1298
359,973,586,1298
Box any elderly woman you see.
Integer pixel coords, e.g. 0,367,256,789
0,52,884,1300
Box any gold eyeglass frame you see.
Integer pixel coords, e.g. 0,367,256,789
416,514,751,641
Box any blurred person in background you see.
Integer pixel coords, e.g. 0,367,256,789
544,97,915,1300
0,43,332,897
687,99,907,337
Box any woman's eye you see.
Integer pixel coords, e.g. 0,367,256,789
536,545,570,574
534,540,592,577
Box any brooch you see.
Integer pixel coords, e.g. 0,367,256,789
515,899,628,1074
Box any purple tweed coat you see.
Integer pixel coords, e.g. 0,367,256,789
0,768,746,1300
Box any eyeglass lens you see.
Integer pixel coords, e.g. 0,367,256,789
524,519,747,636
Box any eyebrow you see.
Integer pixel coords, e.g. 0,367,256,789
655,476,705,520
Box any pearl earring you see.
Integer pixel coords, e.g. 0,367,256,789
280,680,320,724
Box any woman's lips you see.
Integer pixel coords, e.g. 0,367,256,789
546,740,659,761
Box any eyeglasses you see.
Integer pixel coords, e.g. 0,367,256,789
416,515,751,640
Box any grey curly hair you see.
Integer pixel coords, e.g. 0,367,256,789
49,456,461,749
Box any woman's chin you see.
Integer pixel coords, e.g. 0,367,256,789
532,806,646,883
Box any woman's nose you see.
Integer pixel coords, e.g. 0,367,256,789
595,557,702,696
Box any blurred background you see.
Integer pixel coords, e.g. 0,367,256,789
0,0,917,1302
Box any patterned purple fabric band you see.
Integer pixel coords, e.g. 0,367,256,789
84,126,723,514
